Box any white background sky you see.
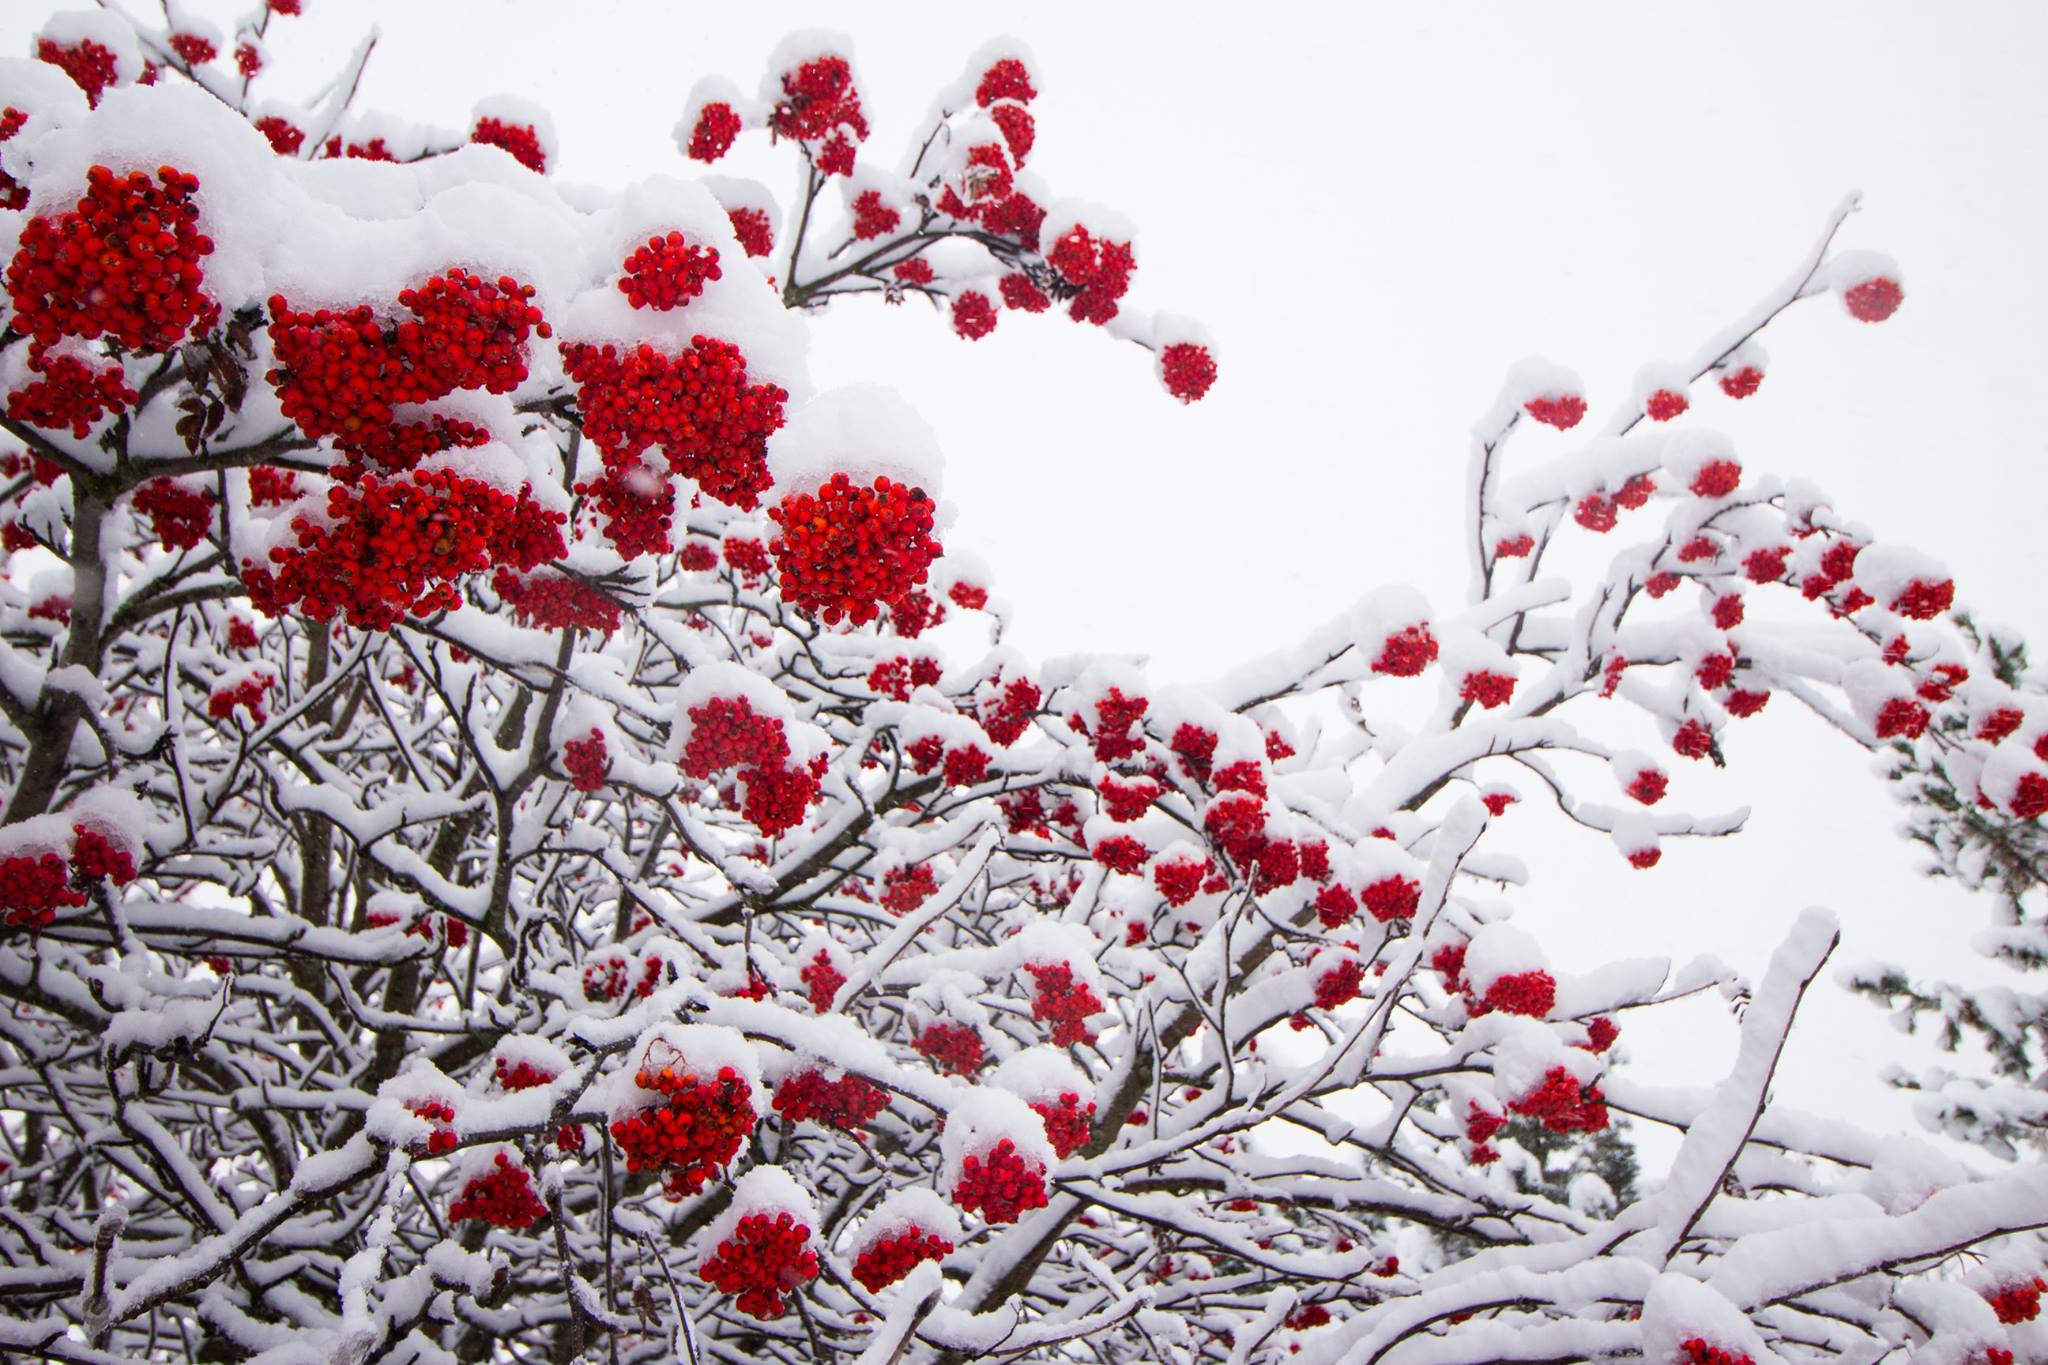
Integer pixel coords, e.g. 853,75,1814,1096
12,1,2048,1165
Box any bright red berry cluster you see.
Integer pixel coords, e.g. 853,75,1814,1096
1646,388,1689,421
699,1210,819,1318
1373,624,1439,677
610,1062,756,1195
1509,1066,1608,1133
1000,272,1050,313
242,470,565,631
1315,959,1366,1011
0,107,28,212
35,38,122,106
1024,962,1103,1047
208,673,274,724
726,207,774,258
800,947,846,1013
492,568,621,635
255,115,304,155
618,232,722,310
1625,769,1668,805
1844,276,1904,323
1690,459,1743,498
773,1067,888,1131
1524,395,1585,429
913,1021,984,1076
952,290,998,340
448,1152,549,1229
1030,1092,1095,1159
769,55,869,176
852,1226,955,1293
682,696,789,776
132,478,215,552
1719,366,1763,399
563,337,787,515
1673,718,1716,760
7,165,217,352
407,1099,459,1155
1047,224,1134,325
1160,343,1217,403
954,1138,1049,1224
980,676,1041,746
6,344,136,437
471,116,547,173
850,189,900,240
0,851,86,930
562,729,609,791
1460,671,1516,709
868,656,942,702
1986,1277,2048,1325
169,32,218,65
1680,1339,1755,1365
767,473,940,625
1362,874,1421,923
1478,970,1556,1018
686,102,742,161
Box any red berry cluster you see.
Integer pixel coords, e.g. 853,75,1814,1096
1476,970,1556,1018
1524,395,1585,429
619,232,722,310
767,473,940,626
980,676,1041,746
492,568,621,635
1092,834,1149,875
1315,959,1366,1011
562,729,609,792
1875,697,1930,741
563,337,787,515
769,55,869,176
493,1057,556,1091
952,290,998,340
249,466,300,507
1646,388,1689,421
800,947,846,1013
740,761,822,838
1459,671,1516,709
235,43,262,78
687,102,743,162
1154,856,1211,907
1625,768,1668,805
6,345,136,437
1690,460,1743,498
7,165,217,352
208,673,274,724
850,189,900,240
169,32,218,65
868,656,942,702
1362,875,1421,923
1160,343,1217,403
471,116,547,173
132,478,214,552
242,470,565,631
1000,272,1051,313
1509,1066,1608,1133
1672,719,1716,760
268,270,547,468
773,1067,888,1132
1844,277,1903,323
1031,1092,1095,1159
0,852,86,930
954,1138,1049,1224
448,1152,549,1228
1890,577,1955,621
1373,624,1439,677
977,58,1037,107
1025,962,1103,1047
880,863,937,913
914,1021,984,1076
699,1210,819,1319
1099,774,1162,822
1047,224,1135,325
72,828,134,883
1986,1277,2048,1325
26,594,68,624
682,696,789,776
35,38,122,106
1680,1339,1755,1365
255,115,304,156
407,1098,459,1155
610,1062,756,1194
1718,366,1763,399
726,207,775,258
852,1226,955,1292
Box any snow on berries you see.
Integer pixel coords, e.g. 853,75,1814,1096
7,164,216,352
609,1028,761,1196
943,1089,1054,1224
848,1188,961,1293
469,97,555,174
765,46,869,176
767,470,939,625
448,1149,549,1229
618,232,723,310
772,1064,888,1132
1830,250,1904,323
1044,214,1136,325
7,343,136,437
696,1166,820,1319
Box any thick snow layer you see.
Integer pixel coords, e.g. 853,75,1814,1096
766,384,946,498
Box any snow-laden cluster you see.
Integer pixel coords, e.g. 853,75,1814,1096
0,8,2043,1365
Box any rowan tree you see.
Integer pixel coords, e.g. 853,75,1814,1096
0,8,2043,1365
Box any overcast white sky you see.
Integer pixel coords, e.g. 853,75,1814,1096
12,0,2048,1161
